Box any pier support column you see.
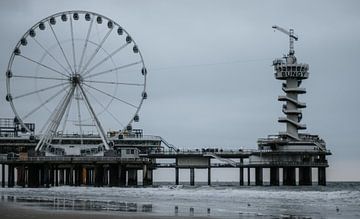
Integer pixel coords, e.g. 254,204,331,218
270,167,280,186
7,164,15,188
103,166,108,186
318,167,326,186
175,167,179,185
299,167,312,186
283,167,296,186
119,165,126,186
86,169,92,185
207,167,211,186
59,169,64,185
109,165,119,186
44,165,50,187
1,164,5,187
247,168,251,186
190,168,195,186
95,165,104,187
81,167,87,185
74,166,80,186
143,165,153,186
69,166,74,186
54,167,58,186
17,165,26,187
28,165,39,188
65,168,70,185
239,158,244,186
255,167,263,186
49,167,55,187
128,169,138,186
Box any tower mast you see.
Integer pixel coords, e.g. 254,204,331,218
272,25,308,140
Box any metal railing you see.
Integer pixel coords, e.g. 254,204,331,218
2,156,150,162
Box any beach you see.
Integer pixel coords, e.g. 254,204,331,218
0,201,214,219
0,182,359,219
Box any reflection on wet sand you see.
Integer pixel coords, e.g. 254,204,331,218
3,195,215,217
2,196,153,213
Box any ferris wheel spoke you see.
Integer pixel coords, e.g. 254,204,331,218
75,87,84,145
18,54,69,78
23,84,70,120
13,82,68,100
49,22,74,74
37,85,75,151
13,74,68,81
83,61,142,79
84,86,125,128
39,85,74,134
70,15,77,73
58,90,74,144
82,42,129,77
78,84,110,150
79,28,113,75
77,17,94,73
83,83,138,109
32,38,72,76
82,79,143,86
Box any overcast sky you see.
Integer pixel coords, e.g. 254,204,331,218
0,0,359,181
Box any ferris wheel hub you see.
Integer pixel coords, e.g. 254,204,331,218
71,74,82,85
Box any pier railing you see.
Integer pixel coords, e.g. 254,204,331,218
0,156,150,162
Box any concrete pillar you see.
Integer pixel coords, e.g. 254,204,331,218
239,158,244,186
59,169,64,185
86,169,92,185
17,166,26,187
207,168,211,186
7,165,15,188
81,167,87,185
109,165,119,186
143,165,153,186
120,165,126,186
255,167,263,186
128,169,138,186
55,167,59,186
1,164,5,187
69,168,73,185
299,167,312,186
40,167,45,186
283,167,296,186
44,166,51,187
102,166,108,186
247,168,251,186
28,165,39,188
318,167,326,186
65,168,70,185
190,168,195,186
270,167,280,186
73,167,78,186
175,167,179,185
49,167,55,187
95,165,104,187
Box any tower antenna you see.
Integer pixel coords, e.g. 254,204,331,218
272,25,298,55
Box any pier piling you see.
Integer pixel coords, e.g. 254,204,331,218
255,167,263,186
270,167,280,186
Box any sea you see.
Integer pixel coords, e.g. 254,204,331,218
0,182,359,219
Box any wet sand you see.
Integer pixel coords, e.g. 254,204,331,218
0,201,216,219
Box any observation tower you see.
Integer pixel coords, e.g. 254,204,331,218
254,26,331,186
272,25,308,140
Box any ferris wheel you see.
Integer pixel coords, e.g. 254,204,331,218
5,11,147,151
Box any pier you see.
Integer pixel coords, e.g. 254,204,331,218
0,11,331,188
0,134,330,187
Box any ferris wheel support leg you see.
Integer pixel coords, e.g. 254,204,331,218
35,86,75,152
78,84,110,150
